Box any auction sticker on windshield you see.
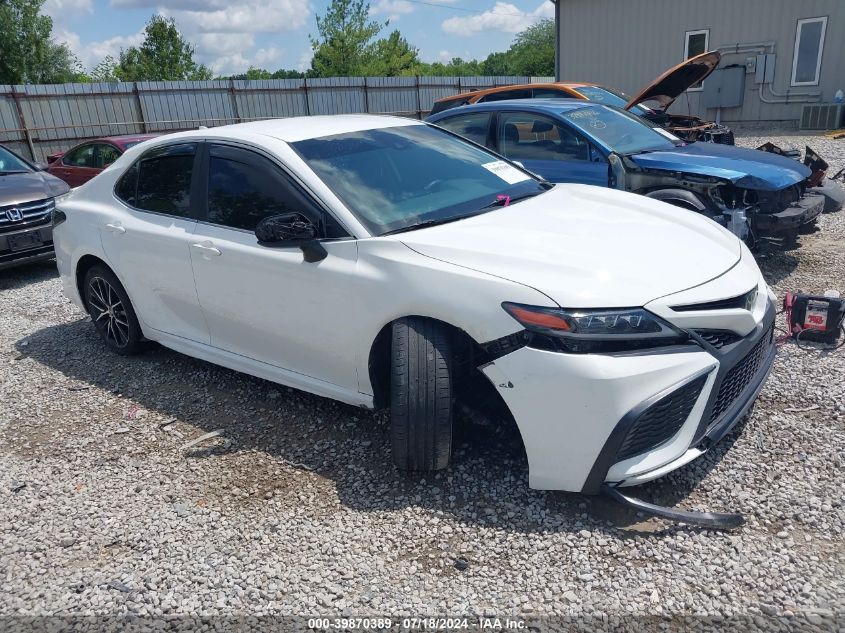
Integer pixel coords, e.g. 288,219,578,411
482,160,531,185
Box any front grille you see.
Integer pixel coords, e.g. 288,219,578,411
709,325,773,423
617,374,707,462
671,287,756,312
0,198,55,234
694,330,742,349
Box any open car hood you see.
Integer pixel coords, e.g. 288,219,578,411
625,51,721,113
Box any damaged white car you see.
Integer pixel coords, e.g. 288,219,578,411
53,116,775,523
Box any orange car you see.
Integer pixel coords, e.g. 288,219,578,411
430,51,734,145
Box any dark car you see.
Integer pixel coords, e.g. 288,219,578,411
46,134,159,187
428,100,823,244
0,144,71,270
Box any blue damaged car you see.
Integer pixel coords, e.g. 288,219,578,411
428,99,824,244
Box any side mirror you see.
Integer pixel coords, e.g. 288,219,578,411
34,162,49,171
255,212,327,262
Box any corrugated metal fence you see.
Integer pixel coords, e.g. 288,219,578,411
0,76,554,162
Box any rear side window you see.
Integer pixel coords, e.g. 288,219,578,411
478,89,532,103
134,144,196,216
435,112,492,147
114,163,139,206
429,98,469,115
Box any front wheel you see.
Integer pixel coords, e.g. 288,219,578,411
390,317,453,471
83,265,144,355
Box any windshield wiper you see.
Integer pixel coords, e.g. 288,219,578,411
380,215,469,236
478,189,544,211
0,170,29,175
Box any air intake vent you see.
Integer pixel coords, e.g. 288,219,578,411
616,374,707,462
800,104,845,130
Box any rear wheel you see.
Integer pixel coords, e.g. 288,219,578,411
390,317,453,471
83,265,144,355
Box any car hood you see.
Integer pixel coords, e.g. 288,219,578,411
625,51,721,113
397,185,741,308
629,142,811,190
0,170,70,206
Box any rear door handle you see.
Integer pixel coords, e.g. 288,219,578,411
191,242,221,257
105,222,126,234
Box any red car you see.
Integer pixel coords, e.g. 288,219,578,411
47,134,159,187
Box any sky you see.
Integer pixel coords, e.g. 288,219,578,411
43,0,555,76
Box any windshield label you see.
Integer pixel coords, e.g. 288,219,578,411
482,160,531,185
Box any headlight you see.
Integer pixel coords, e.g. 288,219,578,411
502,303,687,353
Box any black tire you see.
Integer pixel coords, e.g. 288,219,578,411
83,265,144,355
390,317,453,471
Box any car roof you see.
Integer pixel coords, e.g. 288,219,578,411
433,82,606,104
145,115,423,145
430,98,599,117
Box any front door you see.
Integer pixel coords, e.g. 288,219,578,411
495,110,608,187
101,142,210,344
188,143,359,391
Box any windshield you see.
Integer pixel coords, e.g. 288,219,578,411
0,146,33,174
574,86,652,116
561,105,678,155
293,124,547,236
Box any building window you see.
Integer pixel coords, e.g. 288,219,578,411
791,17,827,86
684,29,709,91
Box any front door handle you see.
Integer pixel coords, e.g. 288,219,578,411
105,222,126,234
191,242,222,257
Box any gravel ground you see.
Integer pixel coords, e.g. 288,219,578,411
1,132,844,628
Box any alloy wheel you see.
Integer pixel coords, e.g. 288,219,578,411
88,276,130,348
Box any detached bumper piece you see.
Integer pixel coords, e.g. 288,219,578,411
754,193,825,234
601,485,744,529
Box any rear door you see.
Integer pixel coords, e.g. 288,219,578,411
101,142,210,344
188,142,360,390
494,110,608,186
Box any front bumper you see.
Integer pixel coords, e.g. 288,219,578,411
479,297,776,493
0,220,55,271
753,193,824,235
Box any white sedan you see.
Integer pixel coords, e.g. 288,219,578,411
53,115,776,498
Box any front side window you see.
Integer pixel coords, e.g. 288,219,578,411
206,145,322,232
497,111,590,162
684,30,710,90
435,112,492,147
561,105,677,155
63,144,96,168
791,17,827,86
293,124,546,236
134,144,195,216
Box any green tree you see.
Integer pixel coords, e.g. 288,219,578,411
506,18,555,76
115,15,212,81
481,51,512,76
362,30,419,77
90,56,119,82
0,0,84,83
309,0,384,77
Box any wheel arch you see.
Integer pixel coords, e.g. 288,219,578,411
643,187,708,212
367,315,483,410
75,254,111,306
